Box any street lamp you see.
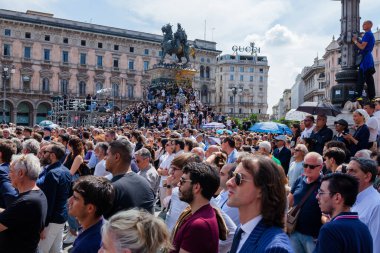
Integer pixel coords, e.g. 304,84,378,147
228,87,243,116
2,65,15,124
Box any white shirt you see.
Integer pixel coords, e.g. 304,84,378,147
237,215,263,252
215,190,240,226
165,187,189,232
366,116,379,142
159,153,175,186
301,125,315,139
351,185,380,253
94,159,111,177
288,160,304,188
373,110,380,135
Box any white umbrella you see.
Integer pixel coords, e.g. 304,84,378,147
202,122,226,129
285,109,311,121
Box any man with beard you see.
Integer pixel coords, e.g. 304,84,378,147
37,142,72,253
171,162,222,253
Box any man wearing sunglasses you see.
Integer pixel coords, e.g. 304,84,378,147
226,156,293,253
288,152,323,253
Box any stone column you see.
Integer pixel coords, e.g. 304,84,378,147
12,109,17,125
33,109,38,126
331,0,361,105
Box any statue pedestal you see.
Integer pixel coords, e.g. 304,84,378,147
146,63,197,100
331,69,358,106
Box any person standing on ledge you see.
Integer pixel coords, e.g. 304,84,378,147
352,20,376,100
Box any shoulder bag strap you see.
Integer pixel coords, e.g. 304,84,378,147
293,183,318,213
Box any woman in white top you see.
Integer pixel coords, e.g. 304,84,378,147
157,139,176,209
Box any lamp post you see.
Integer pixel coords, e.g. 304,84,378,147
331,0,360,105
228,87,243,116
2,65,15,124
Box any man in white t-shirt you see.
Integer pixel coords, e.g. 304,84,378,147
364,102,379,150
93,142,112,179
300,115,315,140
372,99,380,147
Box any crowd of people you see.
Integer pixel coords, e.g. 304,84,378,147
0,99,380,253
67,85,243,130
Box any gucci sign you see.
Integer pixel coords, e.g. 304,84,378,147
232,42,260,55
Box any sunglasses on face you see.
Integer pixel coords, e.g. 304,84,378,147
303,163,321,169
232,171,253,186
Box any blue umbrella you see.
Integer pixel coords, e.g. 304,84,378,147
216,129,232,135
248,122,292,135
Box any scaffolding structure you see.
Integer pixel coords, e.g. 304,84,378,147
48,95,115,128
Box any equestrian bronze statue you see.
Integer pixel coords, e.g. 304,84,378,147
160,23,195,65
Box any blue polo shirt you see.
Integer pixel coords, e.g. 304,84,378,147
314,212,373,253
359,30,375,71
71,219,103,253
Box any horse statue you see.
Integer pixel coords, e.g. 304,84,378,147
160,23,195,65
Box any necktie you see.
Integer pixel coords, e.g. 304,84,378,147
229,228,244,253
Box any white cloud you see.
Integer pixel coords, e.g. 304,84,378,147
245,24,331,111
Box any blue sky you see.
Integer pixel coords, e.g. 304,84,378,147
1,0,380,114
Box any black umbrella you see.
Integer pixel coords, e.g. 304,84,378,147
296,101,341,117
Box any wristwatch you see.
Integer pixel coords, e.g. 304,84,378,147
166,184,172,189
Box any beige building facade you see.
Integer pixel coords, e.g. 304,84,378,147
302,57,326,102
0,9,220,126
215,53,269,118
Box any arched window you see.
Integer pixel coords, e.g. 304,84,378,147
42,78,49,93
128,84,134,98
79,81,86,96
61,79,68,94
200,66,205,78
96,82,103,92
205,66,210,78
112,83,119,97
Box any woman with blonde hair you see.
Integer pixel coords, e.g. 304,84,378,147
99,209,172,253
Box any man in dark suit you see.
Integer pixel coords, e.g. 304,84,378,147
273,135,292,175
227,156,293,253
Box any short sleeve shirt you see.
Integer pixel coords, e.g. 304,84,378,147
171,204,219,253
0,190,47,253
291,176,322,237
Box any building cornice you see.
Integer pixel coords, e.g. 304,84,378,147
0,9,220,53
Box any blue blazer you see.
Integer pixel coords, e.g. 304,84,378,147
273,147,291,174
231,220,294,253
